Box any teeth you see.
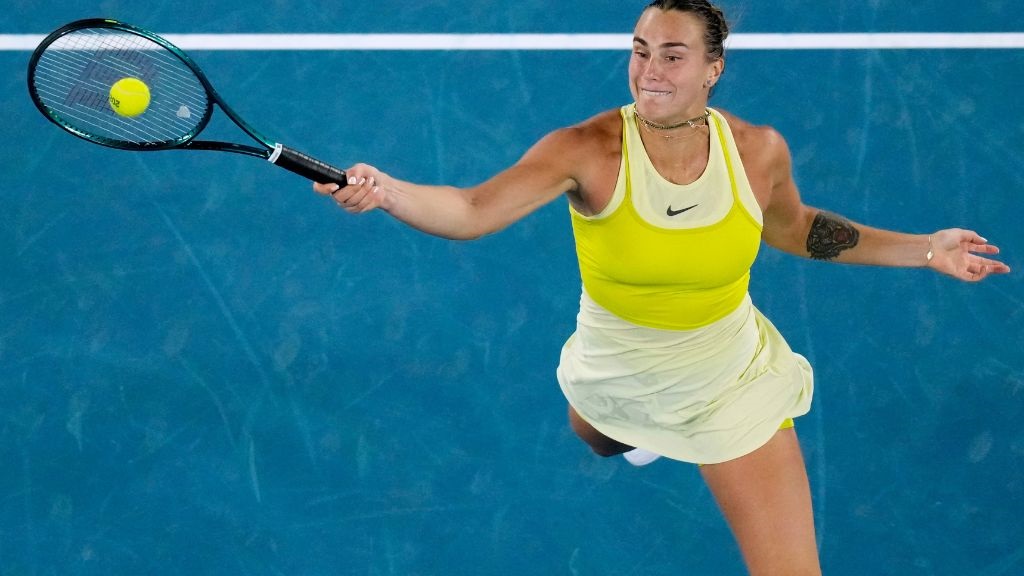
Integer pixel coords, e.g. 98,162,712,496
642,89,671,96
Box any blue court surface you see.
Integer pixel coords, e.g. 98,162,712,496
1,1,1022,574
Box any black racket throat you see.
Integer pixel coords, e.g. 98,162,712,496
27,18,348,187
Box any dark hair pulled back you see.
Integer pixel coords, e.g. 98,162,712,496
646,0,729,61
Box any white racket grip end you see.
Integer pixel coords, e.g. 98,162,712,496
268,143,284,164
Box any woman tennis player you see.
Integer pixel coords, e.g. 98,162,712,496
315,1,1010,573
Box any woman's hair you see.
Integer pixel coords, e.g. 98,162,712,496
646,0,729,61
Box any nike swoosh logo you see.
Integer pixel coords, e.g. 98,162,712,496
666,204,699,216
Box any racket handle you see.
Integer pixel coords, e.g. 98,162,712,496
269,144,348,185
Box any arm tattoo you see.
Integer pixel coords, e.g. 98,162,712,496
806,211,860,260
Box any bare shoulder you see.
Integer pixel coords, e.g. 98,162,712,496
544,109,622,155
714,109,796,211
715,109,791,169
574,108,623,137
523,108,621,183
527,108,622,210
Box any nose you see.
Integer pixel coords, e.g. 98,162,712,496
642,57,661,81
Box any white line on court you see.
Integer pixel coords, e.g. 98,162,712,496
3,32,1024,51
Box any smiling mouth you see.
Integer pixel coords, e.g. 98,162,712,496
640,88,672,97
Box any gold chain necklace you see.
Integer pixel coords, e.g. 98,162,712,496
634,108,711,131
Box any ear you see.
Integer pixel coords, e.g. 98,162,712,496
706,58,725,88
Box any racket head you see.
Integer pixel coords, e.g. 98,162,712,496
27,18,216,151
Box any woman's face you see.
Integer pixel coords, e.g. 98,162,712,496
629,8,722,122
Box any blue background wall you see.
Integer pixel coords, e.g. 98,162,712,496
2,1,1022,574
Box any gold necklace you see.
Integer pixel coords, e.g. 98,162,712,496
634,108,710,131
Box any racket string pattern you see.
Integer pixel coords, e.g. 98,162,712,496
32,28,209,148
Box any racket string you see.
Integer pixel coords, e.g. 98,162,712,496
32,28,211,147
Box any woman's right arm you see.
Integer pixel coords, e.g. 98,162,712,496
313,127,588,240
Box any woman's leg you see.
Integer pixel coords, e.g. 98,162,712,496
699,427,821,576
567,404,633,457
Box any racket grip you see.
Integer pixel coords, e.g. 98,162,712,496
269,144,348,185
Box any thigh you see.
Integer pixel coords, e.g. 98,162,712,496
567,405,634,457
699,428,821,576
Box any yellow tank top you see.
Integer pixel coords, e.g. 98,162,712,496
569,105,763,330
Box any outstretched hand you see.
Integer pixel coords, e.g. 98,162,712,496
928,229,1011,282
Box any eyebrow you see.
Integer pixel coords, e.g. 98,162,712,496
633,37,690,49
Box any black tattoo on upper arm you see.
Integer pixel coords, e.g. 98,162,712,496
806,211,860,260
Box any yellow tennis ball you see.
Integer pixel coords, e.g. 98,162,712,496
109,77,151,118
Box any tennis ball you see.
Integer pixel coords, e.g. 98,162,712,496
109,77,151,118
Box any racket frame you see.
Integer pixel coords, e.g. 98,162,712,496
27,18,349,186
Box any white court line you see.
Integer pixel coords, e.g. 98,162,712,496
4,32,1024,51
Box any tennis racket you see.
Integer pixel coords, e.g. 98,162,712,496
27,18,348,186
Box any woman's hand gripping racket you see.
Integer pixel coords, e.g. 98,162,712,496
27,18,348,186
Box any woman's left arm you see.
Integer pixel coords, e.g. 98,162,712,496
756,127,1011,282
